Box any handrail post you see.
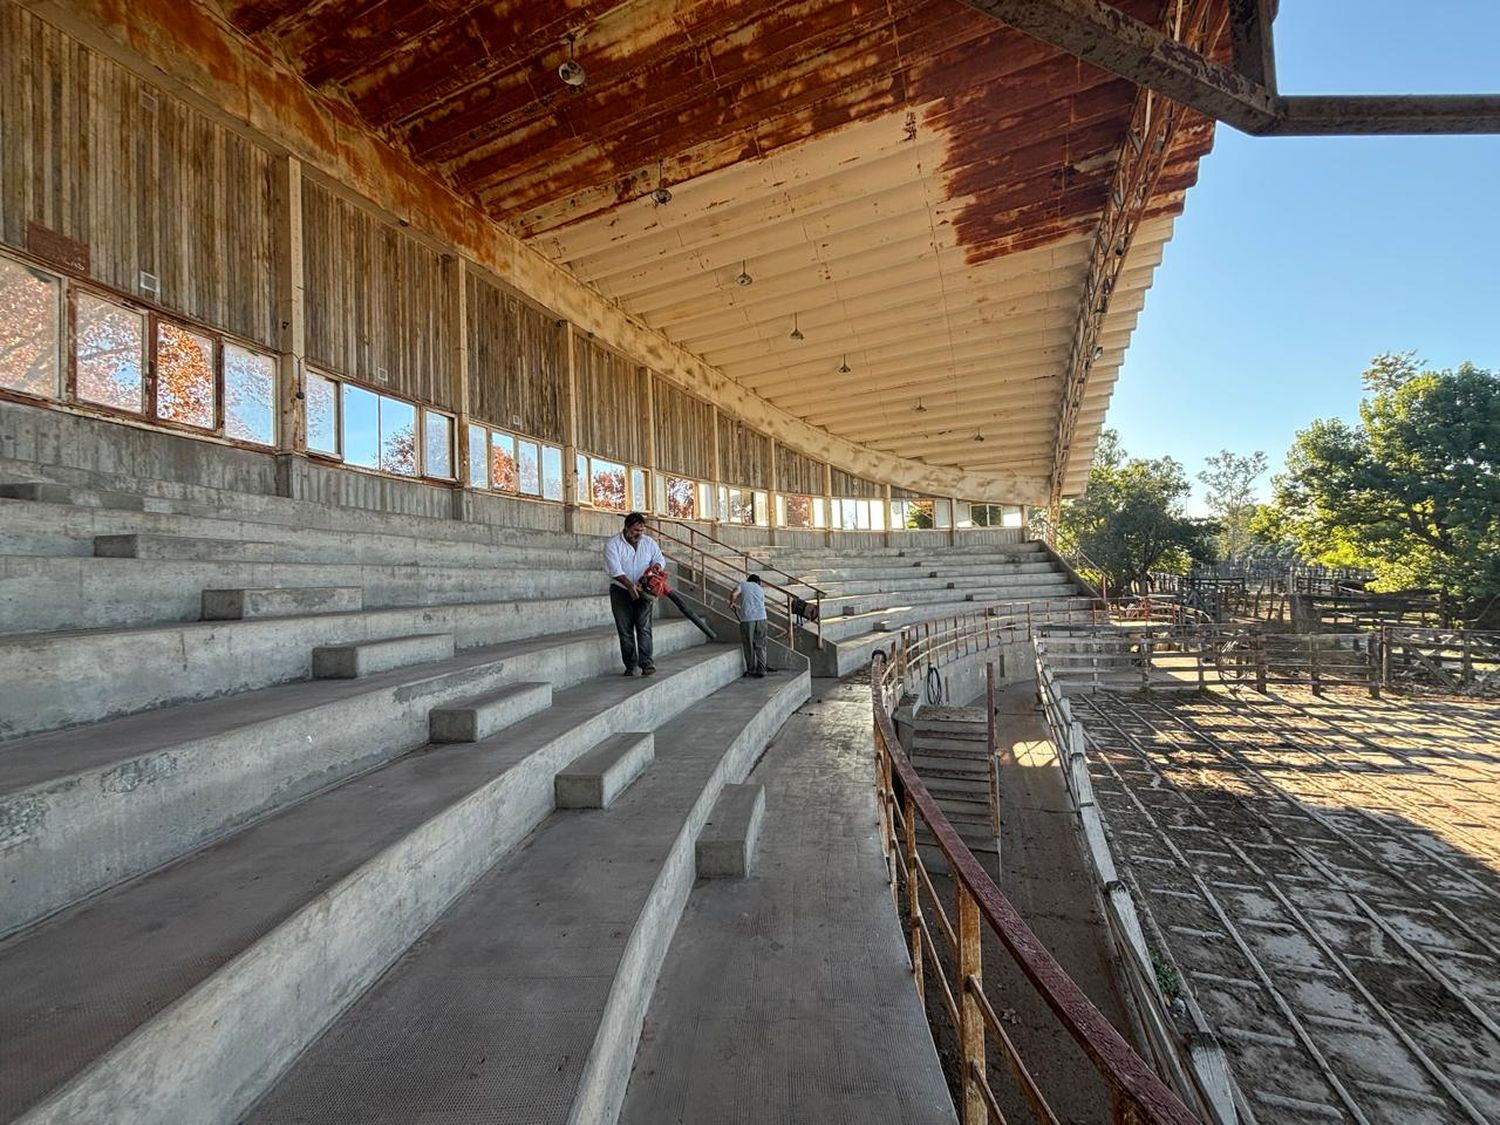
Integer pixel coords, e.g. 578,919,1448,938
986,662,1001,849
957,884,986,1125
904,792,924,1003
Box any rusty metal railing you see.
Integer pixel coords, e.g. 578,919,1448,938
870,604,1204,1125
647,518,825,645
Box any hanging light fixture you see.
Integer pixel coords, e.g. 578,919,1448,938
914,398,927,413
557,33,586,87
650,160,672,206
973,430,986,443
1092,345,1105,361
789,312,804,341
735,260,753,287
838,354,850,374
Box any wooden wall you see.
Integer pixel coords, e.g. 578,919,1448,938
303,180,453,408
467,270,565,442
575,336,647,464
653,377,715,480
0,5,278,346
776,446,825,495
831,469,884,498
717,416,770,489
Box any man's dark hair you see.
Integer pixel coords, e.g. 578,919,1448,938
746,573,763,584
623,511,647,529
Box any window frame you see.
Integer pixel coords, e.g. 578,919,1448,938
0,250,65,402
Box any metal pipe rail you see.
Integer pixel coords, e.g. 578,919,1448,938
869,607,1202,1125
646,518,824,645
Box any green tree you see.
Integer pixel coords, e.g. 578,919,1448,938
1055,430,1210,592
1198,449,1268,561
1269,353,1500,620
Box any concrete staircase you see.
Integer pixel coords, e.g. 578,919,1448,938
0,477,810,1124
909,706,1000,861
753,541,1089,675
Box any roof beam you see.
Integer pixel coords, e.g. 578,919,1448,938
960,0,1500,136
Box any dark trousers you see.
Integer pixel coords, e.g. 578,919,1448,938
609,585,654,670
739,619,767,674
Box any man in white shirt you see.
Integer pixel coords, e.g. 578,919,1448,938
730,573,768,678
603,511,667,676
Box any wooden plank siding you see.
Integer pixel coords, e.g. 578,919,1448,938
652,376,715,480
776,446,825,495
574,336,647,464
716,415,770,489
831,468,884,498
0,6,278,346
302,179,453,408
466,269,565,442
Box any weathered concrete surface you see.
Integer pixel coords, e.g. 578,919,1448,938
312,633,456,678
201,586,363,620
620,677,957,1125
0,647,753,1125
694,782,766,878
243,669,810,1125
429,680,553,743
554,730,655,809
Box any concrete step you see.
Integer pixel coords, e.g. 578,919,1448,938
313,633,457,679
554,730,655,809
0,480,146,511
922,777,994,802
696,783,768,879
0,594,620,740
0,647,767,1125
0,552,603,634
202,586,363,620
814,593,1084,643
934,793,994,819
913,718,989,736
96,532,280,561
240,670,807,1125
0,621,709,938
909,756,991,779
430,681,553,743
914,735,991,755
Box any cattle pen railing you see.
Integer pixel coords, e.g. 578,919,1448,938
870,603,1205,1125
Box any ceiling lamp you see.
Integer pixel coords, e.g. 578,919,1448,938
913,399,927,413
1092,345,1105,361
558,34,586,88
650,161,672,206
838,355,850,374
735,260,753,287
789,312,804,341
973,431,986,443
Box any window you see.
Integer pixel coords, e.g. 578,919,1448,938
307,371,339,455
590,457,627,511
424,410,454,479
753,491,770,527
725,487,755,525
224,344,276,446
934,499,952,530
870,499,886,531
779,494,816,528
630,468,648,512
0,254,60,398
516,438,540,495
378,397,417,475
543,446,564,501
491,431,517,490
75,293,145,413
155,322,216,429
664,475,696,519
342,384,380,468
468,424,488,487
895,499,935,529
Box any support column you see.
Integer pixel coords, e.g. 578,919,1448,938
447,255,470,520
272,155,306,498
766,438,778,546
823,462,834,547
883,483,893,548
642,367,657,514
561,322,580,530
710,404,723,527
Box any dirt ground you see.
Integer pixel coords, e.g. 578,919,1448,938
1076,685,1500,1124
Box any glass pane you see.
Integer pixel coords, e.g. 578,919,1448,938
75,293,144,413
576,452,589,500
840,499,858,531
871,500,886,531
782,495,812,528
754,491,769,527
856,500,871,531
957,501,975,528
1004,505,1024,529
424,410,453,478
812,498,826,529
491,432,517,490
380,397,418,475
224,344,275,445
934,499,952,529
155,322,215,428
516,439,540,495
542,445,563,501
905,500,934,529
665,476,695,519
342,383,379,468
699,481,715,520
727,488,753,525
468,424,488,487
630,468,647,512
591,458,626,511
307,372,338,454
0,256,60,397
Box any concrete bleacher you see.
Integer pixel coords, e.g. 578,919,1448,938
755,540,1088,675
0,474,821,1123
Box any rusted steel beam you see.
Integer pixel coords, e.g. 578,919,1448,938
955,0,1279,134
1226,0,1276,91
1271,94,1500,136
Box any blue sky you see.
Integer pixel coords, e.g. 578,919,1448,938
1108,2,1500,512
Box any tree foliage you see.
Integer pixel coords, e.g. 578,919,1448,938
1053,430,1211,592
1198,448,1268,561
1268,353,1500,619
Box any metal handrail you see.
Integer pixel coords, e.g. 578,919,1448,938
646,518,823,645
869,606,1202,1124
